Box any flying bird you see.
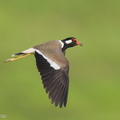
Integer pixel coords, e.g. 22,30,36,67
4,37,83,108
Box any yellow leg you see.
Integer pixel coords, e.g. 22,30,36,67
4,53,33,63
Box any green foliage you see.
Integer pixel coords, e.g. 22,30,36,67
0,0,120,120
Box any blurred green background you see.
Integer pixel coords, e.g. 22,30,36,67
1,0,120,120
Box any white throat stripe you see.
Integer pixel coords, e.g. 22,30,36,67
59,40,64,48
35,49,60,70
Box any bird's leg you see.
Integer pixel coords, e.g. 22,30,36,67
4,53,33,63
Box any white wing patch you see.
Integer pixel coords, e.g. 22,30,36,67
35,49,60,70
65,40,72,44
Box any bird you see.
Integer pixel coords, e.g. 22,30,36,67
4,37,83,108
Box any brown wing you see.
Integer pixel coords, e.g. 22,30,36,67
34,51,69,108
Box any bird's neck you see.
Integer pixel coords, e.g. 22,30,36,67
61,40,70,51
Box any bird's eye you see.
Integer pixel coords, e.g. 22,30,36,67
72,39,77,42
74,39,77,42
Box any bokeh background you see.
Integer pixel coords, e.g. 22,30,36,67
1,0,120,120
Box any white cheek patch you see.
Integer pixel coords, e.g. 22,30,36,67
35,49,60,70
65,40,72,44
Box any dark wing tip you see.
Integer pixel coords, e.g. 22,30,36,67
50,86,68,108
48,81,69,108
42,71,69,108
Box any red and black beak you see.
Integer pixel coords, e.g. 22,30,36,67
76,41,83,46
74,39,83,46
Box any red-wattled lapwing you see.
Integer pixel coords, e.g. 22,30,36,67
4,37,83,108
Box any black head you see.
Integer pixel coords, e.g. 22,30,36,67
61,37,82,51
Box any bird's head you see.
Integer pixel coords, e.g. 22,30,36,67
61,37,83,50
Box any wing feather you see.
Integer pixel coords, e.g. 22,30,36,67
34,51,69,107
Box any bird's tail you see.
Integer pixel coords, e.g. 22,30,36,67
4,48,35,63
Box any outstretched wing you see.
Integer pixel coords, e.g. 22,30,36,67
34,51,69,108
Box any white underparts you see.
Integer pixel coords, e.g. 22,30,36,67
65,40,72,44
59,40,64,48
11,48,36,57
35,49,60,70
22,48,36,54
